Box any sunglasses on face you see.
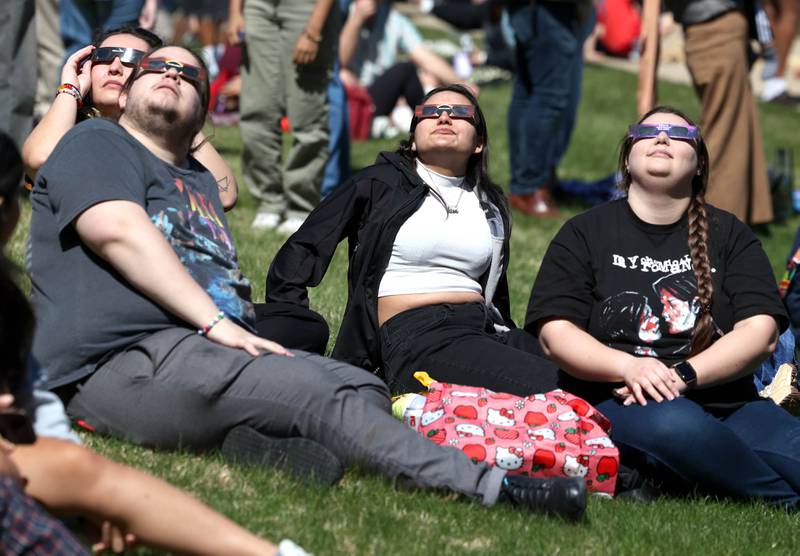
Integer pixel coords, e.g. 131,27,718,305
628,123,699,142
91,46,146,66
414,103,476,121
137,57,208,84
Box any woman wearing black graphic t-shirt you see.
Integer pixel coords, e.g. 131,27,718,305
527,106,800,508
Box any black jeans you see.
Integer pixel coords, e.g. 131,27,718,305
380,302,559,395
367,62,424,117
253,302,329,355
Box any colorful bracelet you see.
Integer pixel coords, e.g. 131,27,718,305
56,83,83,107
198,311,225,336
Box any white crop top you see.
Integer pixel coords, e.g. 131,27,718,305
378,160,493,297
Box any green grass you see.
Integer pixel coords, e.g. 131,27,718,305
8,65,800,554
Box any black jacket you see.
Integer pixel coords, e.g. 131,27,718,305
267,152,515,372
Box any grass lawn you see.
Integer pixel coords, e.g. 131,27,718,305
7,63,800,554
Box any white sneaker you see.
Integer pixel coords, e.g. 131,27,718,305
390,105,414,134
276,216,306,235
277,539,312,556
251,212,281,230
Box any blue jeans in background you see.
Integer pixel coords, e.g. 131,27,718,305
321,0,351,198
507,2,589,194
321,60,351,198
60,0,144,62
596,396,800,509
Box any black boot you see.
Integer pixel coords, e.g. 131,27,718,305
221,426,344,486
498,475,587,521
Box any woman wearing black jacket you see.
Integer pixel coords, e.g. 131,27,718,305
267,85,558,395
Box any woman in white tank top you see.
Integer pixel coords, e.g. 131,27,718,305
268,85,559,396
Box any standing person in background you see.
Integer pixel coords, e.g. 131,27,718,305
666,0,773,224
229,0,338,234
60,0,158,60
0,0,35,150
174,1,228,79
762,0,800,103
35,0,65,122
321,0,352,199
505,0,594,218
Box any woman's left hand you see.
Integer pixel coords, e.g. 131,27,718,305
293,33,319,65
614,368,688,405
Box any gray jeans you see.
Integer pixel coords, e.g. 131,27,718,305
66,328,505,505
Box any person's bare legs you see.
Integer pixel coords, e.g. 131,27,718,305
765,0,800,78
11,438,278,556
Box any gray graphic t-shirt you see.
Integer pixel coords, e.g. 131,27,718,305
29,118,254,388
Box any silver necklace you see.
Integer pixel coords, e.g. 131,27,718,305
421,164,466,215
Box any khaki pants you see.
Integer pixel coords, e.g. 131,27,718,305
35,0,64,120
684,11,773,224
239,0,337,219
0,0,36,148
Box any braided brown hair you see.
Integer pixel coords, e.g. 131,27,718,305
618,106,714,354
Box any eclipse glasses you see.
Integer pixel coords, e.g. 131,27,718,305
628,123,699,142
137,57,208,84
91,46,146,66
414,103,476,121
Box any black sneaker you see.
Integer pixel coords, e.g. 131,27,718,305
614,464,662,503
498,475,587,521
221,426,344,486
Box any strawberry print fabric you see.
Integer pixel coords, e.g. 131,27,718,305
411,383,620,495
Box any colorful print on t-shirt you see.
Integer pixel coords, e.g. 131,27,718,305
151,178,255,329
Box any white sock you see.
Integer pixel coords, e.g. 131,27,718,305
761,76,787,101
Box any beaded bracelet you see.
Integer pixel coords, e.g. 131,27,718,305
56,83,83,107
198,311,226,336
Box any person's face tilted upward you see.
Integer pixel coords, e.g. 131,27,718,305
120,46,207,140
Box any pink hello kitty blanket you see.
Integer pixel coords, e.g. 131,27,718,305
401,381,620,495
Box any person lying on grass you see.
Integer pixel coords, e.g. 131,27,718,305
21,25,239,210
0,131,305,555
527,105,800,509
267,84,561,397
27,44,587,522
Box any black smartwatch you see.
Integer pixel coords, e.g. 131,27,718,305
672,361,697,389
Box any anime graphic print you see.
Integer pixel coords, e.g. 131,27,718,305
601,250,713,358
151,178,255,328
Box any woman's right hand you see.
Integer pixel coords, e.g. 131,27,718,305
227,11,245,45
61,45,95,100
618,356,681,406
205,318,293,358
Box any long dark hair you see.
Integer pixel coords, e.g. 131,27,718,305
600,292,652,340
396,84,509,229
618,106,713,354
80,26,164,120
0,132,34,395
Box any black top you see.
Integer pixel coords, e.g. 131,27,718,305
526,199,788,407
266,151,514,373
